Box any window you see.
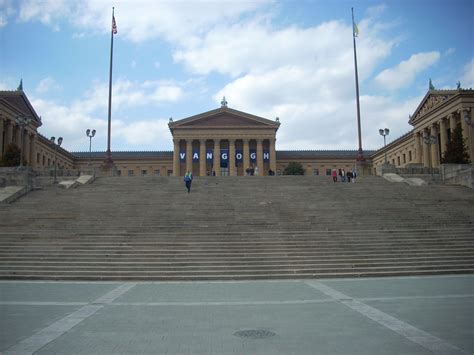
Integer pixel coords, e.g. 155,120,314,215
167,170,173,176
117,170,121,176
37,153,40,163
403,154,406,163
154,170,161,176
128,170,134,176
409,151,412,161
313,169,319,176
326,169,331,176
397,157,400,166
141,170,147,176
48,158,51,166
392,159,395,165
42,156,45,166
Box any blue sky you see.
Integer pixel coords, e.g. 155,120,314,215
1,0,473,152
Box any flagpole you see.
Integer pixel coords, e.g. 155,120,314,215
352,7,365,162
105,7,115,165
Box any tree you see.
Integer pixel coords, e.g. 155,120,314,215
441,125,470,164
283,162,305,175
0,143,21,167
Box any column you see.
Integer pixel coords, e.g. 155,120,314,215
243,139,250,173
422,129,431,167
185,139,193,173
0,119,4,156
15,125,21,146
256,139,263,176
430,125,439,167
30,134,38,168
6,120,13,145
414,132,422,164
173,139,180,176
439,118,448,159
448,113,456,138
213,139,220,176
229,139,236,176
24,131,31,166
460,109,471,161
199,139,206,177
269,138,276,173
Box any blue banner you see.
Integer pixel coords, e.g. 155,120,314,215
263,149,270,162
235,150,243,163
179,150,186,162
220,149,229,168
206,149,213,162
192,149,199,162
250,149,257,163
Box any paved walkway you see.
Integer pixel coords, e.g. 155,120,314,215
1,275,473,355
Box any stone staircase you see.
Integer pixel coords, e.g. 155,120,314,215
0,176,473,280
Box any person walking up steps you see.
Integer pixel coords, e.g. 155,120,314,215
184,170,193,193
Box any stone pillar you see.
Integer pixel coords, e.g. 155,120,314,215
430,125,439,167
6,120,13,145
185,139,193,173
439,118,448,160
213,139,220,176
460,109,472,161
414,132,422,164
15,125,21,146
243,139,250,174
173,139,180,176
30,134,38,168
229,139,236,176
448,114,456,138
24,131,31,166
0,118,4,156
256,139,264,176
199,139,206,177
269,138,276,173
422,129,431,167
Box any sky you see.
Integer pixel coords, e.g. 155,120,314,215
0,0,473,153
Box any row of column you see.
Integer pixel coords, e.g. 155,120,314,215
0,118,38,167
413,108,472,168
173,138,277,176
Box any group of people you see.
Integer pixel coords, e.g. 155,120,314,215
331,168,357,183
245,166,259,176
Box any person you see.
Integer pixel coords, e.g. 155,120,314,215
341,168,346,182
184,170,193,193
352,169,357,183
338,168,343,182
254,166,259,176
332,169,337,183
346,170,352,183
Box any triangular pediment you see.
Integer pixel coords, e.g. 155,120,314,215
169,107,280,130
0,90,42,127
409,90,457,124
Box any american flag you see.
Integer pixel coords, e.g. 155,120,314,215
112,15,117,34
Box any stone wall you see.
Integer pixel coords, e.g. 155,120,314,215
440,164,474,189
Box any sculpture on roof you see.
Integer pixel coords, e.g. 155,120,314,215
429,78,435,90
169,117,173,123
275,117,280,122
456,81,461,89
221,96,228,107
17,79,23,91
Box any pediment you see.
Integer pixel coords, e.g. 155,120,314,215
169,107,280,130
409,90,457,124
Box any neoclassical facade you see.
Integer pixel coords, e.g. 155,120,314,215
168,100,279,176
1,87,473,177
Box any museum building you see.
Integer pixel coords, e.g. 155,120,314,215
0,87,473,177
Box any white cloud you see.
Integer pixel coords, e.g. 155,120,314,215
18,0,70,25
460,58,474,88
36,77,61,93
374,52,440,90
0,0,15,27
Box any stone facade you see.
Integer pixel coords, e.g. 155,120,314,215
2,88,472,177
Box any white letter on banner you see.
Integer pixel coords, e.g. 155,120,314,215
236,153,242,160
250,152,256,160
221,153,228,160
263,152,269,160
206,152,213,160
180,153,186,159
193,152,199,160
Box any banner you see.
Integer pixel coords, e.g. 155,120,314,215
220,149,228,168
235,150,243,164
179,150,186,162
263,149,270,162
250,149,257,163
206,149,213,162
192,149,199,162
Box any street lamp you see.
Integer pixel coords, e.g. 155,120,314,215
86,129,96,165
50,136,63,184
379,128,390,164
15,116,32,168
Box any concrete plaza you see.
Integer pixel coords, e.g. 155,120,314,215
1,274,473,355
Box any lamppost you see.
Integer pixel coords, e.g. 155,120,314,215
50,136,63,184
379,128,390,164
15,116,32,169
86,129,96,165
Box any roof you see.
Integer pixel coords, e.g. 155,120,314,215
169,106,280,131
276,150,376,159
0,90,42,127
72,151,173,159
